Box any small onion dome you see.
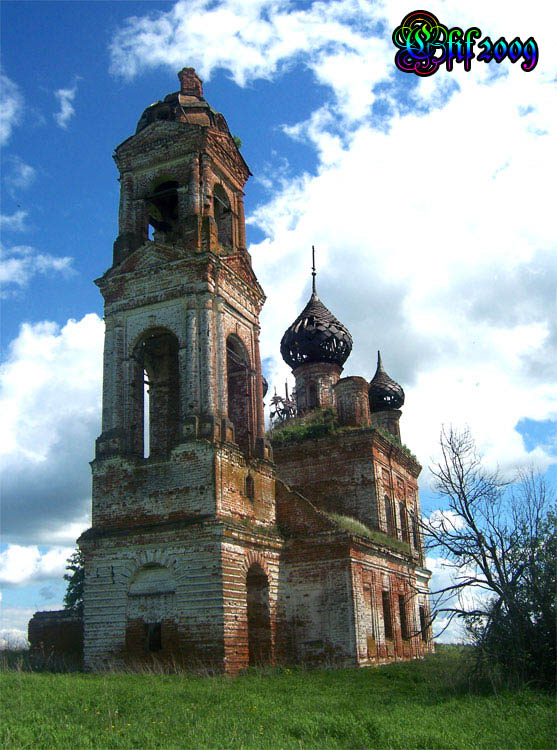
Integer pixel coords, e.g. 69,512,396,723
280,292,353,369
368,351,405,412
262,376,268,398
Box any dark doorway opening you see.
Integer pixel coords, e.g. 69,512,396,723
246,563,271,666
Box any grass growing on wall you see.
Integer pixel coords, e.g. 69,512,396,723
1,646,554,749
328,512,411,554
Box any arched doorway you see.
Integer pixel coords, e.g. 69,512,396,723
246,563,271,666
226,335,252,453
125,564,177,658
132,328,180,458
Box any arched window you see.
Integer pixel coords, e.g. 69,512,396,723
226,335,252,453
213,184,233,248
146,180,179,239
126,564,176,656
132,329,180,458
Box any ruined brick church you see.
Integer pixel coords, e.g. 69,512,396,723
30,69,433,671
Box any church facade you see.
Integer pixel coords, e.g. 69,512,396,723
71,69,433,672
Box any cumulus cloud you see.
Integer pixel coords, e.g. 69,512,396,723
0,244,75,297
54,82,78,129
4,156,36,193
0,545,74,588
0,210,28,233
109,0,390,94
107,0,557,479
0,69,23,145
0,314,103,545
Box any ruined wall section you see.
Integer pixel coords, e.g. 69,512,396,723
92,443,217,529
278,539,356,667
370,439,424,565
220,531,282,674
79,522,225,669
273,430,381,530
349,543,433,666
216,444,275,523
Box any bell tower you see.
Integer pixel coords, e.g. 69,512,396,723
80,69,276,671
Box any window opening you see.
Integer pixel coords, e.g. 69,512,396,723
133,329,180,458
146,181,179,239
400,503,409,542
419,606,428,642
147,622,162,652
307,381,318,409
143,369,150,458
245,474,255,501
213,184,233,248
398,595,408,639
226,335,252,453
382,590,393,639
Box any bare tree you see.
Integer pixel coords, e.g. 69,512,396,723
424,426,556,687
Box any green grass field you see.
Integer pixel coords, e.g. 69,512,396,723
1,646,554,749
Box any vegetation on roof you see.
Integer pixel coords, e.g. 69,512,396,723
374,426,419,463
268,407,418,462
268,407,359,445
327,512,411,554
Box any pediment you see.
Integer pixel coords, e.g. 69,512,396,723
111,243,184,276
224,252,264,297
115,121,204,158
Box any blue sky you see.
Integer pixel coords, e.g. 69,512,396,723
1,0,556,646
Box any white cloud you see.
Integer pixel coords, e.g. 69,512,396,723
0,545,74,588
0,629,29,650
0,210,28,232
426,555,492,643
1,314,103,545
109,0,393,96
0,70,23,145
0,244,74,297
54,83,78,129
106,0,557,477
4,156,36,193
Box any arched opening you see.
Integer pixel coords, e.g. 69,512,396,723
213,184,233,248
133,329,180,458
226,335,252,453
146,180,179,240
126,564,177,658
246,563,271,666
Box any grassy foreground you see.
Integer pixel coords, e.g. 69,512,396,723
1,646,554,749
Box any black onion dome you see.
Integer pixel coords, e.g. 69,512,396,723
280,292,353,369
368,351,405,412
262,376,268,398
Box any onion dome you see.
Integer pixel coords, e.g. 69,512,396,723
368,351,405,412
280,290,353,369
136,68,233,134
262,376,268,398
